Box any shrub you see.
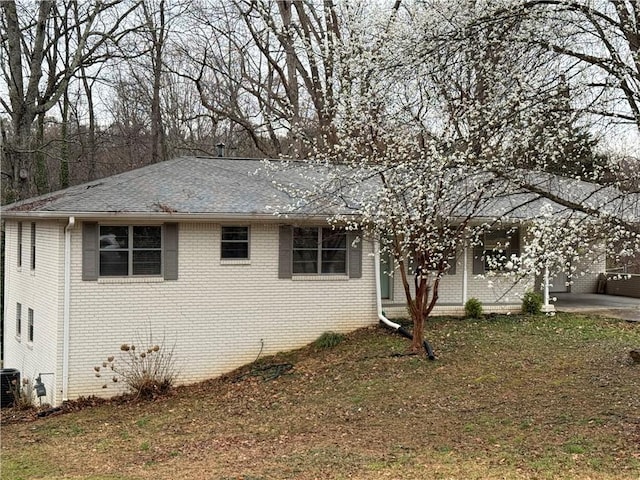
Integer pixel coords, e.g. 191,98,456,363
10,378,35,410
96,334,177,400
465,297,483,319
314,331,345,349
522,291,544,315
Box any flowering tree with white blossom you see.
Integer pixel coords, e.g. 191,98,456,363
268,0,639,354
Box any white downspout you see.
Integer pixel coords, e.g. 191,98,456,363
374,239,402,331
374,239,436,359
62,216,75,401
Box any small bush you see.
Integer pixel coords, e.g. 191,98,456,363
522,291,544,315
314,331,345,349
9,378,35,410
465,297,483,319
96,334,177,400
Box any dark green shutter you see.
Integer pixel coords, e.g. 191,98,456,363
163,223,179,280
347,231,362,278
509,227,520,257
82,222,99,280
278,226,292,278
447,253,457,275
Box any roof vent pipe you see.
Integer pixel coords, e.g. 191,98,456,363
216,143,225,157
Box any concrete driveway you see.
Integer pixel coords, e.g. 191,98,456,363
553,293,640,322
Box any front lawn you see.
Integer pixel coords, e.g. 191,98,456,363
2,313,639,479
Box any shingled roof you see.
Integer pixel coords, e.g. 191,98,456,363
1,157,321,220
2,156,638,227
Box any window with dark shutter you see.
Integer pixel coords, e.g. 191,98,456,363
279,226,362,277
473,227,520,274
83,222,178,280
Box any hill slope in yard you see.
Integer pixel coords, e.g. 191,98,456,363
2,313,640,480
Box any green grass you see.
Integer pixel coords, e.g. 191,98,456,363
2,313,639,479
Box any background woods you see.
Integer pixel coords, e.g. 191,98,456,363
1,0,638,211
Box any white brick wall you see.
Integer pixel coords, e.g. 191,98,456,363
66,222,378,400
3,220,63,406
5,219,584,404
570,250,606,294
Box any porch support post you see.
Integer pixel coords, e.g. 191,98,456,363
541,264,556,314
462,242,468,305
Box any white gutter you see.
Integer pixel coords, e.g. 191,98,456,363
0,211,339,222
374,239,403,331
62,216,75,401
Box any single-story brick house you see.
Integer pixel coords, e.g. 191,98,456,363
1,156,607,406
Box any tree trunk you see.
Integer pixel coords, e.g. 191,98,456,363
59,91,70,188
34,113,48,194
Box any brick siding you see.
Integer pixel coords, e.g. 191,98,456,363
3,220,64,406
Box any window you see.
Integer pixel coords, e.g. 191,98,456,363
292,227,347,274
407,252,457,276
221,226,249,259
28,308,34,342
473,228,520,274
30,222,36,270
17,222,22,267
99,225,162,276
16,303,22,338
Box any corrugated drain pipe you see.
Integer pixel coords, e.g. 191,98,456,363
374,240,436,360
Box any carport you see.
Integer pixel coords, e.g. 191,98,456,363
553,293,640,322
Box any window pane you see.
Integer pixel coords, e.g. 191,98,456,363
293,260,318,273
31,223,36,270
293,227,318,248
100,251,128,276
100,226,128,249
484,230,509,249
17,222,22,267
221,242,249,259
133,250,162,275
222,226,248,241
293,249,318,273
322,228,346,249
16,303,21,336
28,308,34,342
133,226,161,248
321,251,346,273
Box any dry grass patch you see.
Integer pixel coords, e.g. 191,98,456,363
2,313,640,479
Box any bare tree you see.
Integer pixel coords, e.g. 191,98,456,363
174,0,367,157
0,0,141,201
514,0,639,135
